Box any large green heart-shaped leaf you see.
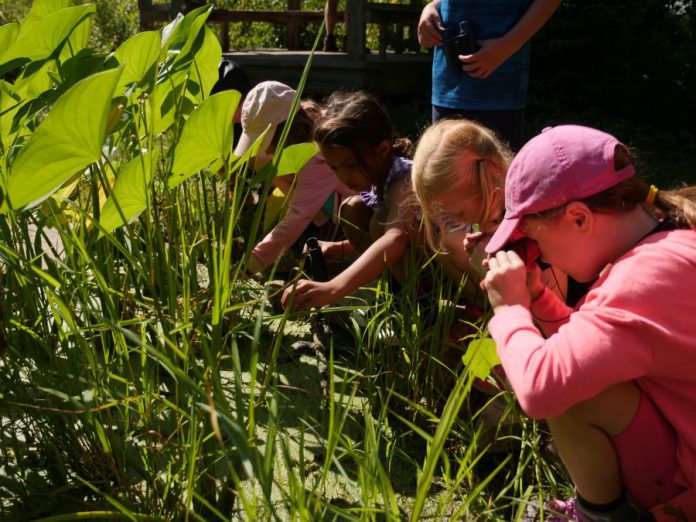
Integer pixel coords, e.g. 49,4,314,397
186,25,222,104
0,81,22,151
113,30,161,94
161,4,212,57
251,142,320,184
0,23,19,55
5,67,123,211
0,4,96,74
462,337,501,381
168,90,241,188
20,0,72,34
100,152,154,235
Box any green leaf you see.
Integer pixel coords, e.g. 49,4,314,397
461,337,501,381
251,142,320,184
172,5,214,68
99,152,153,235
187,25,221,104
0,4,97,74
0,81,23,150
21,0,72,34
168,90,241,188
0,23,19,55
5,67,123,211
113,30,161,94
60,15,92,61
161,4,212,57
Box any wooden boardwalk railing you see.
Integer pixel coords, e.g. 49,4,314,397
137,1,431,96
138,0,423,59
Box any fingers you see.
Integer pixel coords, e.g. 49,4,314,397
281,279,317,312
418,22,443,47
417,7,444,48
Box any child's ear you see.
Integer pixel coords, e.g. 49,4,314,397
376,139,391,158
565,202,593,232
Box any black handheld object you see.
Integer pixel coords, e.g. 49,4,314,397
445,20,478,69
305,237,328,282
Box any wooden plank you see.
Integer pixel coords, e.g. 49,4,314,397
224,50,431,96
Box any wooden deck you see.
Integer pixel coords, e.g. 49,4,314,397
224,50,432,96
139,0,432,96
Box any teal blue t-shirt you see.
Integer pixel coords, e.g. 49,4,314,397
432,0,533,111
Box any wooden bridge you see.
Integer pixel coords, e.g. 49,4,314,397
138,0,432,96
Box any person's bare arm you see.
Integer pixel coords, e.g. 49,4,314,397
461,0,561,78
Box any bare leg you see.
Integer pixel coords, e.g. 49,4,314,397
323,0,340,51
547,381,641,503
339,195,372,254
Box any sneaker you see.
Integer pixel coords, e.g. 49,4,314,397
537,497,656,522
323,33,339,52
545,498,588,521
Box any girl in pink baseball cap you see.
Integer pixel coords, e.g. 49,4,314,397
482,125,696,520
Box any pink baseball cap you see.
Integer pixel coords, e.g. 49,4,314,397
485,125,636,254
234,81,297,158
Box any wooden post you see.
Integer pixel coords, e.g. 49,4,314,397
287,0,302,50
220,22,230,51
346,0,366,60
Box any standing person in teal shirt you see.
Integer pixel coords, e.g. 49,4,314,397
418,0,560,150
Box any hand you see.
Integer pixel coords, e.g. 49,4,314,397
463,231,490,280
281,278,338,311
480,250,530,312
418,2,444,48
459,37,515,78
525,261,545,302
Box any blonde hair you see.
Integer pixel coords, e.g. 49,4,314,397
412,119,512,251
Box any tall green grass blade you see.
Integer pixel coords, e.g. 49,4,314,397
410,369,473,521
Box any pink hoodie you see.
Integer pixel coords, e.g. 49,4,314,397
252,153,354,270
489,229,696,515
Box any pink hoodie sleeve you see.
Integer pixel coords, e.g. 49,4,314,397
488,296,653,419
251,155,344,270
529,286,574,337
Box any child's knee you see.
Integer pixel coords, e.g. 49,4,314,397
562,381,642,436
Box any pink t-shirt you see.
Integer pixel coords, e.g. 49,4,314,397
489,229,696,510
252,153,354,270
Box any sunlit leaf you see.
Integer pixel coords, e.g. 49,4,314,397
251,142,320,184
0,23,19,55
187,25,221,103
168,90,241,188
461,337,501,381
0,81,22,151
20,0,72,35
173,5,213,68
113,30,161,94
14,59,57,100
0,4,97,74
100,152,153,235
61,15,92,61
5,67,123,211
161,4,211,57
